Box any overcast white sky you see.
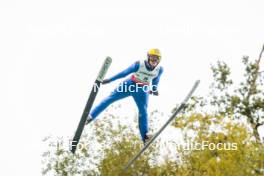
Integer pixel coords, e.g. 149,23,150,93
0,0,264,175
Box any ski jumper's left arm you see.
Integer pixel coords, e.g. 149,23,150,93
151,67,164,92
106,61,140,83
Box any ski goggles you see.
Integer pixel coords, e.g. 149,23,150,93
148,55,160,63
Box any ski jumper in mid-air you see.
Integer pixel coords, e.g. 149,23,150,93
86,49,164,144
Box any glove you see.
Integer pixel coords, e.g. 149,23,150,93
102,79,111,85
149,90,159,96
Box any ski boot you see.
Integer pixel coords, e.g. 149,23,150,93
143,133,153,145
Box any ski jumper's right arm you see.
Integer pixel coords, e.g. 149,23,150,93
105,61,140,83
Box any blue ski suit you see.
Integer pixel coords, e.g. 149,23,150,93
90,60,163,141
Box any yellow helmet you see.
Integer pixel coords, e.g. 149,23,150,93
147,48,161,62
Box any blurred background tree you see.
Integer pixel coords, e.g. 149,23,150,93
187,44,264,142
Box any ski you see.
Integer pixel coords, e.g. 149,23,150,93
70,57,112,153
123,80,200,171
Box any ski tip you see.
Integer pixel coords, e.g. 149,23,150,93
105,56,112,62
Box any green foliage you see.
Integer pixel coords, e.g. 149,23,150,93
173,114,264,176
42,110,163,175
211,61,233,91
187,46,264,141
42,112,264,175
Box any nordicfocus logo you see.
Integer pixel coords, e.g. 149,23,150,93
92,82,158,93
175,141,238,151
69,140,237,152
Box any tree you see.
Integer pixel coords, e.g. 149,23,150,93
173,113,264,176
187,44,264,142
42,109,163,175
